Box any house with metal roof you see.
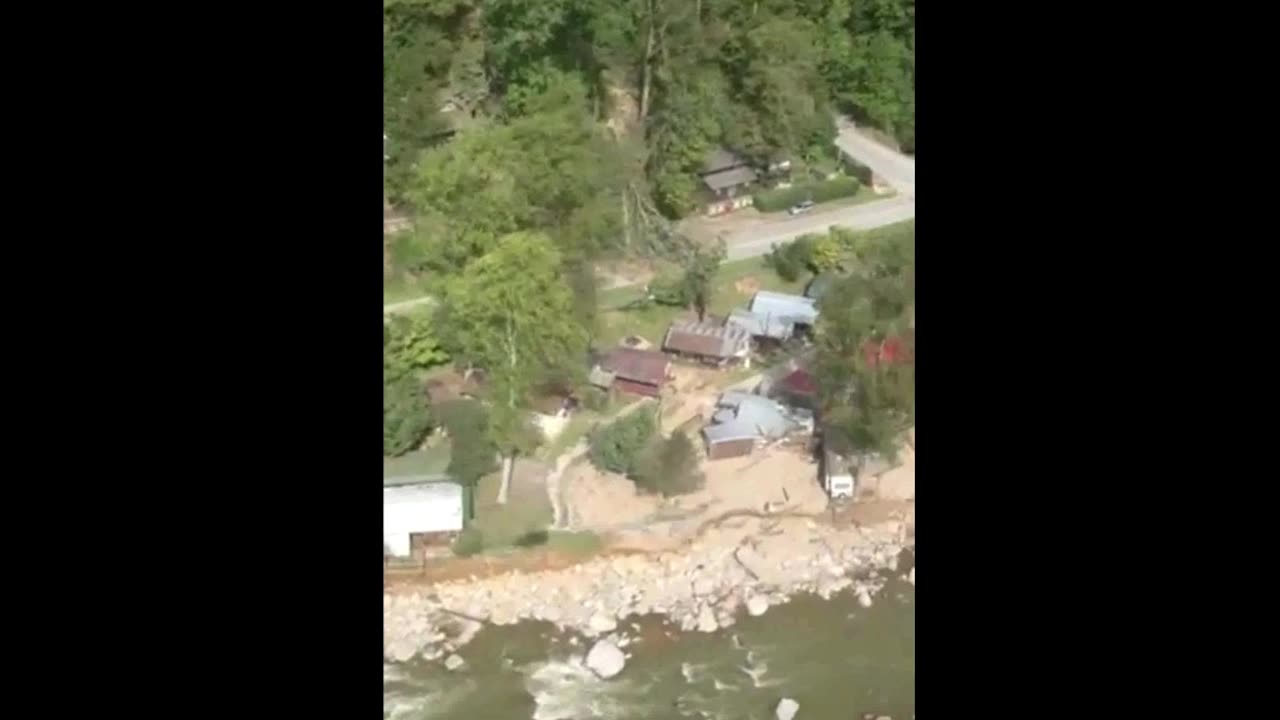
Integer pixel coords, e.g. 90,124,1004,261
702,392,808,459
749,291,819,326
726,308,795,340
383,480,465,557
594,347,671,397
702,420,758,459
663,320,751,366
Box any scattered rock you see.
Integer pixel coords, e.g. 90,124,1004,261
696,606,719,633
907,567,914,585
585,639,626,679
387,640,417,663
693,576,716,596
588,612,618,634
746,595,770,617
775,697,800,720
443,654,466,671
857,590,873,608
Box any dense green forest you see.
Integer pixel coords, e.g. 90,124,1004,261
383,0,915,493
385,0,914,244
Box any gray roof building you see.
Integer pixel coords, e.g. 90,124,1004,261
700,147,758,196
727,308,795,340
702,419,759,444
663,320,751,360
749,290,819,326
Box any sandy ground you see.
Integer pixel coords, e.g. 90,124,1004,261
659,365,729,433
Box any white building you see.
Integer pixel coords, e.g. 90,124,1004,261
383,480,464,557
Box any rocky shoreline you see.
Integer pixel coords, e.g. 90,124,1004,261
384,513,914,668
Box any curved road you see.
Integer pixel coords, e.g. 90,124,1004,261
384,120,914,313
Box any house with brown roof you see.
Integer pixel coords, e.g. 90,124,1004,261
663,320,752,367
700,147,758,216
592,347,671,398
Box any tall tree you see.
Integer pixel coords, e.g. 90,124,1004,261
406,77,624,273
812,223,914,461
680,239,727,322
441,232,589,503
384,375,433,457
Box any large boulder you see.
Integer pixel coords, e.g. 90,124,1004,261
775,697,800,720
444,654,466,671
746,595,770,617
585,639,627,679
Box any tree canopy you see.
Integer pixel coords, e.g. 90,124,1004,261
812,221,914,460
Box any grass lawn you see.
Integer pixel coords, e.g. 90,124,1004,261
467,465,554,551
543,530,604,556
596,256,810,347
383,444,453,481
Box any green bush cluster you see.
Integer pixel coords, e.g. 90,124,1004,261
588,410,657,475
753,177,861,213
452,527,485,557
631,432,705,497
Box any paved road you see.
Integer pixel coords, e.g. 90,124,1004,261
833,118,916,197
722,120,915,261
723,194,915,260
383,120,914,312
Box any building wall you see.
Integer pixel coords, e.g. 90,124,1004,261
385,533,412,558
384,483,464,557
613,378,660,397
707,437,755,460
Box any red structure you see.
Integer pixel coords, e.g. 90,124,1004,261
861,335,912,368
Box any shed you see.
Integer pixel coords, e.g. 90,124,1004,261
727,308,794,340
702,420,757,460
663,321,751,364
383,481,465,557
600,347,670,397
750,291,819,326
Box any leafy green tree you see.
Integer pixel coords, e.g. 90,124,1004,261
406,77,624,273
436,399,498,484
631,431,704,496
384,2,468,202
812,222,914,461
441,232,589,503
588,409,657,474
680,239,726,322
384,314,450,382
384,375,432,457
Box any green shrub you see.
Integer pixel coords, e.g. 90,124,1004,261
753,177,861,213
452,527,485,557
579,386,611,412
515,529,550,548
631,432,705,497
588,410,657,474
766,234,818,282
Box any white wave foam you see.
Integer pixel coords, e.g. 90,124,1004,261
525,655,648,720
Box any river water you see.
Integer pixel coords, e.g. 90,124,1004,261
384,577,914,720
